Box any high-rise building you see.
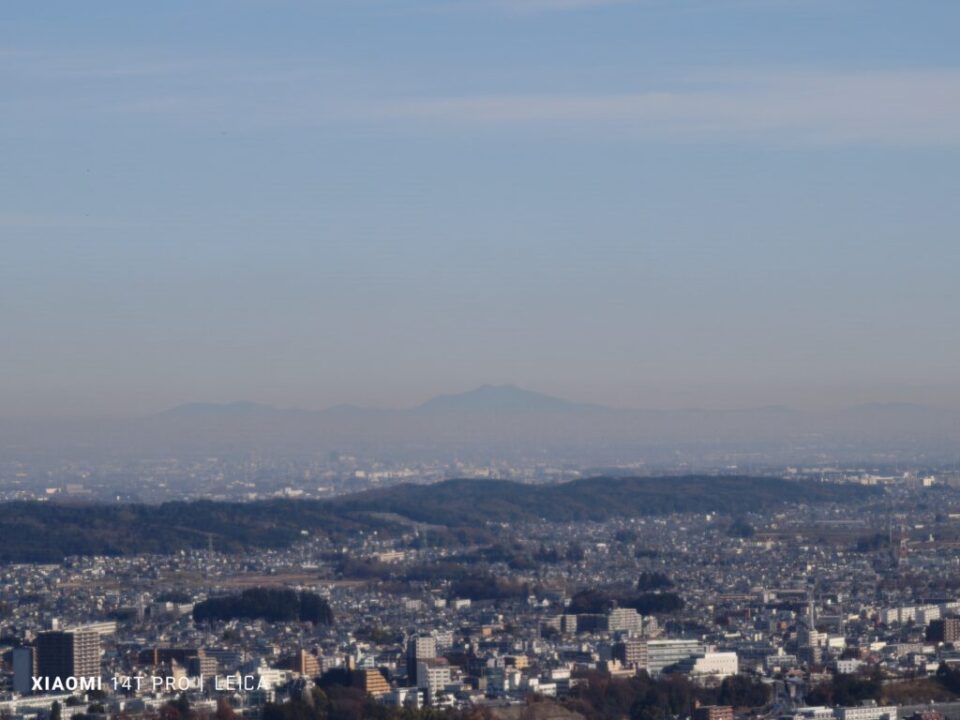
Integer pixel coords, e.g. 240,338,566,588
361,669,391,697
416,658,451,704
36,631,100,687
13,647,36,695
434,630,455,653
575,614,608,633
613,639,648,668
927,617,960,643
406,634,437,681
798,628,827,648
543,615,578,635
292,649,320,677
608,608,643,635
186,651,219,680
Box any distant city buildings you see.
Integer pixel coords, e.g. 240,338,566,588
7,471,960,719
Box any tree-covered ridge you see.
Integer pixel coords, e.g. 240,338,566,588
330,475,879,525
193,588,333,625
0,498,399,563
0,476,880,563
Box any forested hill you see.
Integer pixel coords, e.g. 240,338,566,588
0,476,880,563
328,475,877,525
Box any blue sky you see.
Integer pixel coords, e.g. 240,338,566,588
2,0,959,416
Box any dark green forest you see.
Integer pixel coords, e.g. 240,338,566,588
328,476,877,525
0,476,879,562
567,589,685,615
193,588,333,625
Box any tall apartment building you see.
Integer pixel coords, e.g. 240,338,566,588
798,628,828,648
434,630,455,653
406,634,437,681
608,608,643,635
612,639,648,668
361,669,391,697
835,705,897,720
186,651,219,680
36,631,100,686
927,617,960,643
416,658,451,704
13,647,37,694
575,614,609,633
544,614,579,635
292,649,320,676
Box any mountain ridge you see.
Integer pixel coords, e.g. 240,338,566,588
154,385,916,418
0,475,882,563
4,386,958,465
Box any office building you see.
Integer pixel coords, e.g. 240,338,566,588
672,652,739,679
645,639,705,675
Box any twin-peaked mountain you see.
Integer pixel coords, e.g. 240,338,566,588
2,385,959,462
138,385,960,461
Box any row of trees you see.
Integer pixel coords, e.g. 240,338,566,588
193,588,333,625
567,588,685,615
563,671,770,720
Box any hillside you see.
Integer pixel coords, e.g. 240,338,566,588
328,475,879,525
0,476,880,563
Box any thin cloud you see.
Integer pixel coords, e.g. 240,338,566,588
501,0,636,12
382,69,960,145
8,46,959,147
460,0,827,15
0,213,130,230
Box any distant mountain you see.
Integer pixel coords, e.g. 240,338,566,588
154,386,597,418
414,384,597,414
3,385,959,465
156,401,292,417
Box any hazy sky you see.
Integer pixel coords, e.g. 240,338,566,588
3,0,959,417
